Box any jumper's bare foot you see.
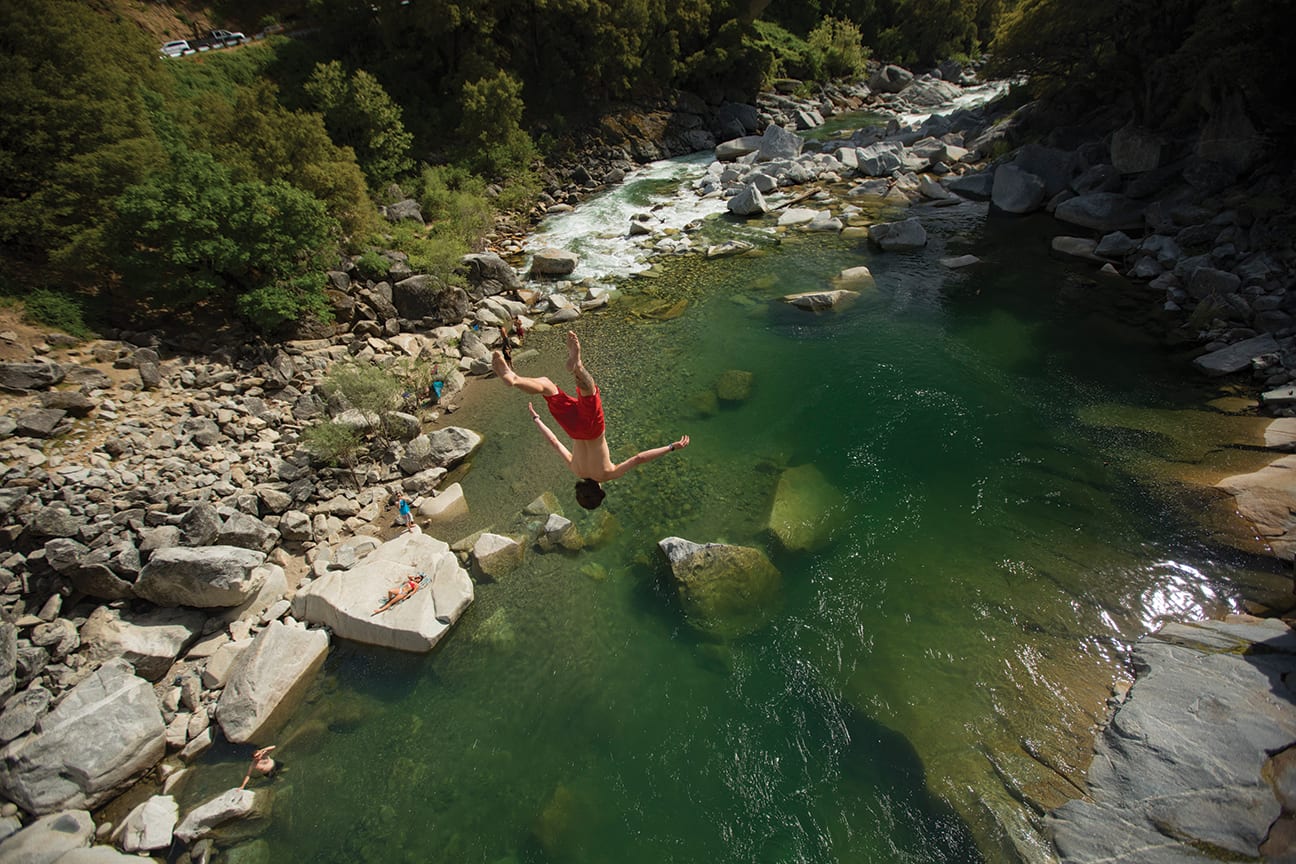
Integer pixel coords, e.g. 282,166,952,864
491,350,516,384
565,331,583,374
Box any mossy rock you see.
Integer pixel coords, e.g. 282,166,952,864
768,464,846,551
715,369,753,403
658,537,782,638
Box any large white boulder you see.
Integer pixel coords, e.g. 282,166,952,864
216,622,328,744
0,660,164,815
291,532,473,653
174,788,260,844
114,795,177,852
78,606,205,681
0,810,93,864
134,546,267,608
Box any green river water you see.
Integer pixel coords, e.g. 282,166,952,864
179,189,1290,864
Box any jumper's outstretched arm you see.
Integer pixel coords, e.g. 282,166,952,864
528,403,573,467
607,434,690,480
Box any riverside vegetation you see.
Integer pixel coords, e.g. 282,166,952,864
1,0,1295,862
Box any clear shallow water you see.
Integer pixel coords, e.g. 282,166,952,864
184,187,1289,863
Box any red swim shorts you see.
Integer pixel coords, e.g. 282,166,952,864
544,387,605,440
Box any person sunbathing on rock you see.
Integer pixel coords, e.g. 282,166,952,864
491,330,689,510
372,573,424,615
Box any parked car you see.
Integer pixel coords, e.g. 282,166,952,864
160,40,190,57
208,29,246,45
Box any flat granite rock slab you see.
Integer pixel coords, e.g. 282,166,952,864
291,532,473,652
1048,616,1296,863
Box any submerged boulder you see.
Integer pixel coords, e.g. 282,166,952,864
292,532,473,652
657,537,782,638
782,290,859,312
768,464,846,551
868,217,927,251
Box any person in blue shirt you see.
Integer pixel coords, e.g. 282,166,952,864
397,496,413,530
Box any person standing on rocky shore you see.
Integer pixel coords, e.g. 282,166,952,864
491,331,689,509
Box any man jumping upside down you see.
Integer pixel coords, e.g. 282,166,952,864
491,331,689,509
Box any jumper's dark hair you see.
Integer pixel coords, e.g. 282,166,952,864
574,478,606,510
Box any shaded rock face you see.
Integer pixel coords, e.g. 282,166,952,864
292,532,473,652
657,537,782,638
1048,617,1296,863
216,621,329,743
134,546,268,608
0,362,65,392
0,660,164,815
868,217,928,251
459,252,522,300
391,275,469,321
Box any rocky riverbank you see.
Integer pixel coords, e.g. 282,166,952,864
0,58,1293,862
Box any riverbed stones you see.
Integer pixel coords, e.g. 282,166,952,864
991,164,1046,214
77,606,205,682
0,659,164,815
216,621,328,743
832,265,876,290
115,795,177,852
1192,334,1280,376
473,533,524,578
292,531,473,652
657,537,782,638
756,123,802,161
0,810,93,862
1053,193,1145,232
715,135,762,161
0,362,65,392
529,248,579,277
1048,616,1296,863
418,482,468,522
134,546,268,608
868,217,927,251
726,183,768,217
768,464,846,551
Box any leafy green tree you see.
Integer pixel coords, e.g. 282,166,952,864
456,71,540,179
990,0,1295,132
107,147,336,329
0,0,164,278
193,80,379,240
305,61,414,187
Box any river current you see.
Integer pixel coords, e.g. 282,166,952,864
181,149,1290,863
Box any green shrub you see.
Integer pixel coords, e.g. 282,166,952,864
236,274,332,334
808,18,870,79
355,250,392,281
382,221,467,286
23,288,91,338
